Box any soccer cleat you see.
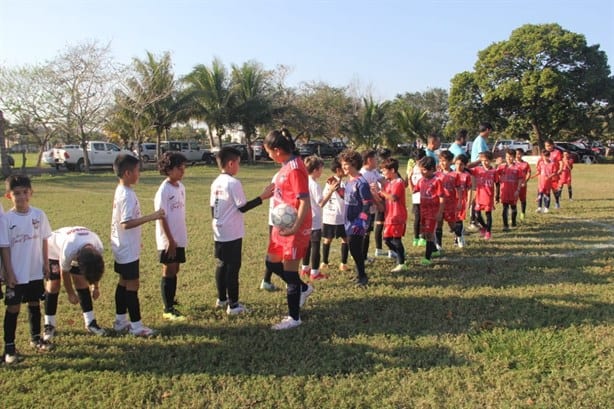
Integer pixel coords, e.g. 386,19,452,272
4,344,23,365
417,238,427,246
259,280,277,291
129,325,156,337
555,203,560,209
87,320,107,336
467,223,480,233
162,308,187,322
391,264,409,273
502,226,510,232
300,265,311,277
479,228,486,237
271,316,302,330
30,338,54,352
226,303,247,315
412,238,420,246
339,263,349,271
319,263,329,273
458,235,466,248
310,272,328,281
43,324,56,342
215,299,228,309
535,207,542,213
374,248,387,257
420,258,433,266
520,212,525,221
299,284,314,307
388,250,398,259
431,251,442,258
484,231,492,240
355,276,369,287
113,319,131,333
543,207,549,213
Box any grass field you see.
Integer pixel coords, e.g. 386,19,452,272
1,161,612,409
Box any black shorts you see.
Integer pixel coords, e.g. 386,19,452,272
48,259,81,281
158,247,186,265
4,279,45,306
322,224,346,239
114,260,140,280
310,229,322,242
214,239,242,264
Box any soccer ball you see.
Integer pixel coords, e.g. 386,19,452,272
271,203,298,230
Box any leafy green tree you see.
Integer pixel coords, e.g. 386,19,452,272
391,100,429,143
348,96,390,148
449,23,613,145
396,88,449,135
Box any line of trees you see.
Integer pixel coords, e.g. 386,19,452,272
1,24,612,170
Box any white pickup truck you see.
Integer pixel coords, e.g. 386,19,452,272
54,141,133,171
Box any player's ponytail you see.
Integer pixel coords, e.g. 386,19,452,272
265,128,298,155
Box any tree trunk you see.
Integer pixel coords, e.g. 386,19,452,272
0,111,11,178
532,122,543,149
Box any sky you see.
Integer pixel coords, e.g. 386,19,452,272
1,0,613,100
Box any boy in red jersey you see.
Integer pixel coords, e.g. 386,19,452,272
435,150,460,252
452,154,473,248
534,150,558,213
559,151,574,200
514,149,532,221
378,158,408,272
467,151,498,240
544,139,563,209
415,156,444,265
496,149,522,231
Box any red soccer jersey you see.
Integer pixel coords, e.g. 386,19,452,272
417,176,444,219
469,166,498,211
436,170,459,222
383,178,407,225
454,170,472,220
496,163,521,205
536,158,558,193
559,157,574,185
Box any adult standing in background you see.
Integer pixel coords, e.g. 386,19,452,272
469,123,492,230
449,129,468,159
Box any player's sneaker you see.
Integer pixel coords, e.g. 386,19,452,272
215,299,228,309
30,338,54,352
502,226,510,232
87,320,107,336
300,265,311,277
391,264,409,273
310,272,328,281
412,238,420,246
535,207,542,213
3,344,23,365
420,258,433,266
431,251,442,258
43,324,55,342
129,325,156,337
226,303,247,315
163,308,187,322
484,231,492,240
271,316,302,330
113,319,131,333
479,228,487,237
543,207,549,213
467,222,480,233
259,280,277,291
458,235,466,248
339,263,349,271
374,248,388,257
319,263,329,273
417,238,427,246
388,250,398,259
355,276,369,287
519,212,525,221
299,284,314,307
555,203,560,209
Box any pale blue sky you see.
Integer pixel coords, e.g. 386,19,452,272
1,0,613,100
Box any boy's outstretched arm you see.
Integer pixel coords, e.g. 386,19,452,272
122,209,165,230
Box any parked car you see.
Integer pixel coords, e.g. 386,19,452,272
42,149,55,166
555,142,597,164
160,141,214,164
330,141,348,155
495,139,532,153
210,143,250,161
136,142,157,162
250,140,269,160
53,141,132,171
297,141,337,158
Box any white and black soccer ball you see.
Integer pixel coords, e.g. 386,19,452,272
271,203,298,230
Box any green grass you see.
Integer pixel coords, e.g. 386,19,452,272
1,162,612,408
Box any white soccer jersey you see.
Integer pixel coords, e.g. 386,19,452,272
360,167,381,214
210,173,247,242
110,184,142,264
48,227,104,272
410,165,423,205
154,180,187,251
322,177,346,226
0,207,52,284
309,177,323,230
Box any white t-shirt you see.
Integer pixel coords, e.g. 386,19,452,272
360,167,381,214
111,184,142,264
322,177,346,225
154,180,187,251
308,176,323,230
210,173,247,242
48,226,104,272
410,164,423,205
0,207,52,284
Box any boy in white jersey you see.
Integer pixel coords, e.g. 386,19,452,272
155,152,188,321
1,175,53,364
300,155,326,281
43,226,106,342
211,146,274,315
111,154,165,337
320,158,349,272
359,149,383,262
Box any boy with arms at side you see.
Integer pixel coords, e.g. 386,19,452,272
211,146,274,315
496,149,522,231
407,149,427,246
44,226,106,342
415,157,444,265
378,158,408,272
514,148,532,221
436,150,460,252
452,154,473,248
320,158,350,273
533,150,558,213
359,149,382,262
300,156,326,281
467,151,498,240
1,175,53,364
111,154,165,337
559,151,574,201
155,152,188,321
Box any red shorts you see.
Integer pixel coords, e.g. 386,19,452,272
420,216,438,236
474,202,494,212
443,207,456,223
518,185,527,202
384,223,406,238
268,227,311,260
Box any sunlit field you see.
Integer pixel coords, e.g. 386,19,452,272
1,161,612,408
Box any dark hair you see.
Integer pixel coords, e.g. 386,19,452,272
114,154,140,178
542,149,551,157
414,148,427,160
380,157,399,172
339,149,362,170
427,132,440,143
544,138,554,146
330,157,342,173
377,148,392,159
5,174,32,193
78,246,104,285
505,149,516,157
438,150,454,161
479,122,493,133
515,148,525,154
479,151,494,160
454,154,469,164
456,129,468,142
264,128,297,155
304,155,324,173
158,152,187,176
418,156,436,171
361,149,377,164
216,146,242,168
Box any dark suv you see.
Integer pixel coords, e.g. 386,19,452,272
298,141,337,158
555,142,597,164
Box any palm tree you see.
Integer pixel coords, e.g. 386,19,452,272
181,58,234,148
231,61,273,162
393,103,429,141
349,96,390,148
